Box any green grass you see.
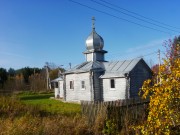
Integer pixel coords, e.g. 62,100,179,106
0,93,91,135
18,92,81,116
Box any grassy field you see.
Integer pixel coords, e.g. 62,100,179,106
17,92,81,116
0,92,92,135
0,91,179,134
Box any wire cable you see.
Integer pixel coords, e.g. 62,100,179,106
136,51,157,58
107,51,158,62
91,0,180,33
107,50,157,59
69,0,171,35
100,0,180,30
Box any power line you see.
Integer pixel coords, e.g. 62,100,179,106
108,44,162,58
107,50,157,59
106,51,158,66
69,0,171,35
91,0,180,33
136,51,157,58
100,0,180,30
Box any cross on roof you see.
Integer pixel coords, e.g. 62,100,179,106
92,16,95,30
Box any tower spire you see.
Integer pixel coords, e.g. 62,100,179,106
84,17,107,62
92,16,95,30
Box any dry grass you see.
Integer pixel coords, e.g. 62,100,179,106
0,93,149,135
0,95,93,135
0,115,93,135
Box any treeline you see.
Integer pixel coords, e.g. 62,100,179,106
0,65,65,91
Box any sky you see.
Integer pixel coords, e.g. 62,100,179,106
0,0,180,70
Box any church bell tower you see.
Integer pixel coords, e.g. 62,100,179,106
83,17,107,62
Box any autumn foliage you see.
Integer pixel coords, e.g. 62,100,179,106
135,38,180,134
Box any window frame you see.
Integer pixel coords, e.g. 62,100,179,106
81,80,85,90
110,79,116,90
70,80,74,90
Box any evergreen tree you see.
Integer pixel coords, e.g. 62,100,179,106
0,68,8,88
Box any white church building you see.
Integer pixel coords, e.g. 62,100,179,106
56,18,152,102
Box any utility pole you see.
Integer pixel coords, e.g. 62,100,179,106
46,63,49,90
33,67,35,91
158,49,161,68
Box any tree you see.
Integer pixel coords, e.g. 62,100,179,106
49,68,65,80
45,62,57,69
16,67,41,84
135,37,180,134
0,68,8,88
44,62,65,90
151,64,159,75
29,72,46,91
171,36,180,59
49,69,59,80
8,68,16,77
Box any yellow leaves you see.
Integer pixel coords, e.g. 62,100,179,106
153,99,159,106
134,44,180,134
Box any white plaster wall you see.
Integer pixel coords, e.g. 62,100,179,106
86,54,92,61
59,81,64,98
54,88,60,98
65,72,91,102
103,78,126,101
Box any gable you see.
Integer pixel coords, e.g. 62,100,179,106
100,58,146,78
130,59,152,75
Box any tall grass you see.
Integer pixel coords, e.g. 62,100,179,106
0,96,38,118
0,95,92,135
1,92,143,134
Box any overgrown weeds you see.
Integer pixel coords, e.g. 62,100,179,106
0,96,49,118
0,93,149,135
0,95,92,135
0,114,93,135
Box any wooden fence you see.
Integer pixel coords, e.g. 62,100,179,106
81,98,149,130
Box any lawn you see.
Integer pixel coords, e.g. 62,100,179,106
18,92,81,116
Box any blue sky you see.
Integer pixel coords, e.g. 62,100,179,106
0,0,180,70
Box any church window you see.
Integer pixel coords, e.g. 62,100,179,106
81,81,85,89
110,79,115,89
70,81,74,89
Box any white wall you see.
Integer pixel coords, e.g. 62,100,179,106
103,78,126,101
54,88,60,98
86,53,92,61
59,81,64,98
65,72,91,102
54,80,63,98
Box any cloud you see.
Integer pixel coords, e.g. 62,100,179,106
0,52,31,59
126,38,166,53
0,51,34,68
106,37,169,63
0,52,18,57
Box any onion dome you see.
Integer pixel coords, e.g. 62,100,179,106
85,17,104,51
